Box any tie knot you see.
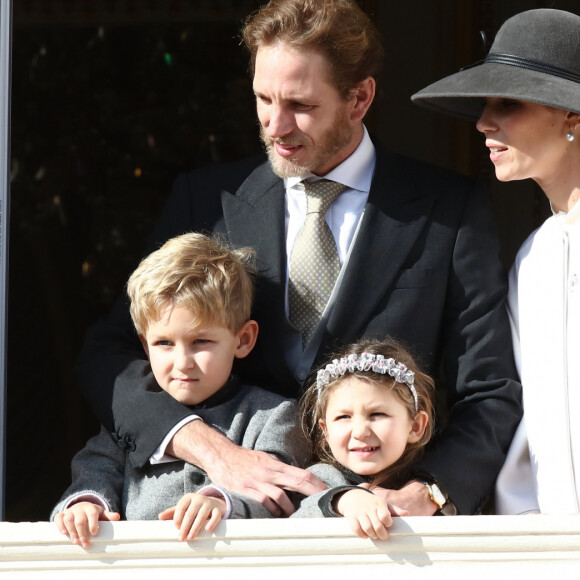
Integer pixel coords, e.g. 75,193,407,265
302,180,345,215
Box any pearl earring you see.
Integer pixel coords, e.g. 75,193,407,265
567,132,575,142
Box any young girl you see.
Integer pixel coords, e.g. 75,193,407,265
292,337,435,539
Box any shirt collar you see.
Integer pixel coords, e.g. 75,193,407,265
189,374,240,410
285,125,375,193
551,197,580,226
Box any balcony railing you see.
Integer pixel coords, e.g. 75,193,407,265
1,515,580,577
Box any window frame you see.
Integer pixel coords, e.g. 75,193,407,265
0,0,13,521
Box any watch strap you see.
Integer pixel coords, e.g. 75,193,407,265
414,473,457,516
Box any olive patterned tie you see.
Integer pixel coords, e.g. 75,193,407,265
289,179,345,346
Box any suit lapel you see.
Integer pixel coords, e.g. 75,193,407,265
326,150,437,343
221,162,296,385
219,152,438,382
221,161,286,279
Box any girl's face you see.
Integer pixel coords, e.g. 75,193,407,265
319,377,427,477
475,97,573,188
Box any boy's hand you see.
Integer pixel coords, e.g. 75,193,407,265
335,489,394,540
54,501,121,548
159,493,226,541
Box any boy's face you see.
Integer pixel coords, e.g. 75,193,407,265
141,304,256,406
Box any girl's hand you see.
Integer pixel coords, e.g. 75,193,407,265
159,493,226,542
364,481,434,516
335,489,393,540
54,501,121,548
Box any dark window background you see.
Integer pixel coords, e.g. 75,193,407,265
6,0,574,521
8,0,265,521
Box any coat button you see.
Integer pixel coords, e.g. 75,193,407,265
190,471,206,486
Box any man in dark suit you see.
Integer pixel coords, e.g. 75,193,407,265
78,0,521,518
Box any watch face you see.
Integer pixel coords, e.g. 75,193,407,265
431,484,447,508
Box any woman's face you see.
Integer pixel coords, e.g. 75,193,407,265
476,98,572,186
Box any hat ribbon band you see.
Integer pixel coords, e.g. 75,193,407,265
485,52,580,84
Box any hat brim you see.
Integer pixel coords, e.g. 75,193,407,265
412,62,580,121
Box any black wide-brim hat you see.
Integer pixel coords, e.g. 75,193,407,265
411,9,580,121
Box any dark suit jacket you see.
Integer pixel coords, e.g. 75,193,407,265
77,148,522,515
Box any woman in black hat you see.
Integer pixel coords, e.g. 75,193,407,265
413,9,580,515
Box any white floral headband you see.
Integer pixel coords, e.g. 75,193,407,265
316,352,419,413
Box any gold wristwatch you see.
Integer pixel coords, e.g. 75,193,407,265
414,473,457,515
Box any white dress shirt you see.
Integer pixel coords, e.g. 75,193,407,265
285,125,375,271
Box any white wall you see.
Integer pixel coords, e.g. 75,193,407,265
1,516,580,578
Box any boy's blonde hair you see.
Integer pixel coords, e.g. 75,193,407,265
127,233,256,336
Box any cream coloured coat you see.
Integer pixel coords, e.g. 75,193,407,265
496,202,580,514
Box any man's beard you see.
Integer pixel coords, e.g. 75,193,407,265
260,112,353,178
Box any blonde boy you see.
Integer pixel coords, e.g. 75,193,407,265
53,233,308,546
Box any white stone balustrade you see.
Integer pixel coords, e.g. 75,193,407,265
0,516,579,578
